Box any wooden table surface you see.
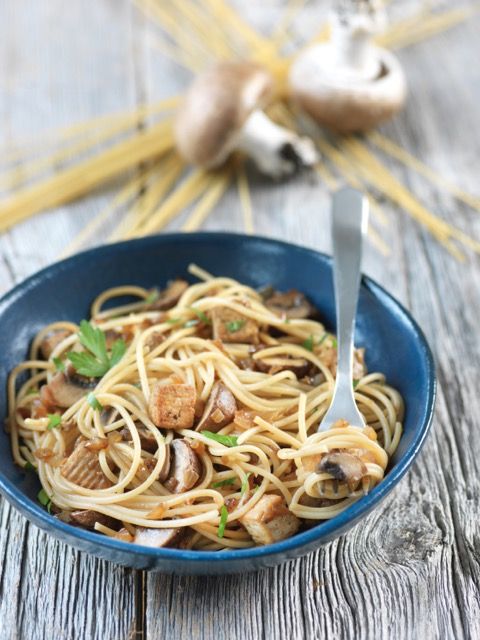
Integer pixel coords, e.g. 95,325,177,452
1,2,479,639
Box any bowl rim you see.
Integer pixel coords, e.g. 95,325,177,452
0,231,436,564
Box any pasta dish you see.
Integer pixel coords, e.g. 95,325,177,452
8,265,403,550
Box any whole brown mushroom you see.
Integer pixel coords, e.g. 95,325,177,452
289,0,406,133
175,61,317,178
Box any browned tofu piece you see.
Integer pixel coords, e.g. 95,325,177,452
239,494,300,545
352,348,367,381
149,383,196,430
134,526,185,548
61,440,112,489
211,306,259,344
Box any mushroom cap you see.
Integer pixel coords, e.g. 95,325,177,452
288,44,406,133
174,62,274,168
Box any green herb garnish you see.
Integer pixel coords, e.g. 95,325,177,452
302,335,314,351
67,320,126,377
352,380,359,389
190,307,211,324
201,431,238,447
24,461,37,472
145,290,160,305
52,357,65,372
211,477,236,489
225,320,245,333
166,317,181,325
217,505,228,538
240,472,251,496
38,488,52,512
331,337,338,349
87,392,103,411
47,414,61,430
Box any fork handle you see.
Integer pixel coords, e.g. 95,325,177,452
319,187,369,430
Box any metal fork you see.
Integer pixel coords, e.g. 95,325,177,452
318,187,369,432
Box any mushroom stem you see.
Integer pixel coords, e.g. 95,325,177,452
236,110,317,178
330,11,380,81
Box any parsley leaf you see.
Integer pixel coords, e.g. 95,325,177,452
52,357,65,372
78,320,108,363
302,335,314,351
225,320,245,333
211,477,236,489
87,393,103,411
217,505,228,538
67,352,110,378
67,321,126,378
38,488,52,512
190,307,211,324
47,414,61,430
240,472,251,496
109,339,127,367
24,461,37,471
352,380,359,389
201,431,238,447
166,317,181,325
145,290,160,305
331,337,338,349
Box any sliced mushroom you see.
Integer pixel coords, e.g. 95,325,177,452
148,279,188,311
239,494,300,545
137,449,171,484
318,451,367,490
134,526,185,549
41,368,96,409
164,439,202,494
40,329,72,360
120,425,162,454
61,439,112,490
148,383,197,430
175,62,317,179
69,510,119,531
254,355,312,379
196,382,237,432
264,289,317,320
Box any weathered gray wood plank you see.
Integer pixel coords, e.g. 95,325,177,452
0,2,140,639
1,1,480,640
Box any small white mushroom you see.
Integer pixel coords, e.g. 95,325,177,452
289,1,406,132
175,61,317,179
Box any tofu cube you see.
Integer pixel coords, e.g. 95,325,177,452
211,306,259,344
240,494,300,545
149,383,196,430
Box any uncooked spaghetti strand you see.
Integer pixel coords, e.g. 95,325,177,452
135,170,214,236
114,156,184,240
0,98,179,168
182,167,232,231
59,166,158,259
236,164,255,235
368,131,480,212
0,122,174,231
342,138,480,256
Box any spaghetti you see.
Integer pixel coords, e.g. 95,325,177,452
8,266,403,550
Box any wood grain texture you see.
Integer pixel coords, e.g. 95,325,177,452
1,1,480,639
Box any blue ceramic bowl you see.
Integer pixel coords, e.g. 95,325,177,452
0,233,435,574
